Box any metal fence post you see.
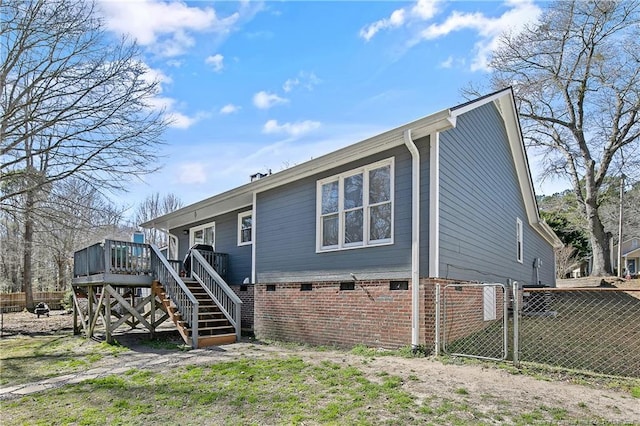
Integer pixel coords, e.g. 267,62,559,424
502,283,509,360
512,280,520,368
435,283,440,356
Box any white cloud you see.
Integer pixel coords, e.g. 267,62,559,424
220,104,241,114
282,71,321,93
411,0,440,20
139,64,172,90
418,1,541,71
262,119,321,137
253,91,288,109
137,64,209,129
98,0,239,57
439,56,454,69
177,162,207,184
205,54,224,72
282,78,298,93
167,112,199,129
166,59,183,68
146,96,208,129
361,0,540,72
360,0,440,41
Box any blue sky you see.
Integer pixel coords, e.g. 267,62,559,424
96,0,570,216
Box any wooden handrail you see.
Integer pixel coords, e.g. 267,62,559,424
149,244,199,348
190,249,242,340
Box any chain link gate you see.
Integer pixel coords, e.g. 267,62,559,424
437,283,509,361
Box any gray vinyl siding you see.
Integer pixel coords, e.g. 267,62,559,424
438,102,555,285
417,135,431,275
255,145,415,282
170,207,252,285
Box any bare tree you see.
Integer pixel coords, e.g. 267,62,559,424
1,0,166,202
134,192,183,248
555,245,578,279
1,0,168,308
485,1,640,276
37,179,127,291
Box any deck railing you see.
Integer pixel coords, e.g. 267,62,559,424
167,259,182,274
73,240,152,277
73,242,106,276
191,249,242,340
150,244,199,348
197,251,228,281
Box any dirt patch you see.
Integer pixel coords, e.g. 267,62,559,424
0,309,74,337
1,311,639,424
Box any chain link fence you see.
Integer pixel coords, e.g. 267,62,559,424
437,284,640,378
439,283,508,361
516,287,640,378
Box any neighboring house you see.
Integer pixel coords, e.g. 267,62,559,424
141,88,561,350
568,260,590,279
613,238,640,277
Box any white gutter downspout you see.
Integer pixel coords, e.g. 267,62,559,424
251,191,257,284
403,129,420,350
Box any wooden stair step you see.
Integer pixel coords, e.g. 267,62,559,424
196,333,236,348
153,280,236,349
188,330,235,338
178,319,229,327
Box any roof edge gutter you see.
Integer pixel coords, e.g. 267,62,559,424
403,129,421,350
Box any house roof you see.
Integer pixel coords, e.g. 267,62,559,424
624,247,640,257
141,88,561,248
614,237,640,256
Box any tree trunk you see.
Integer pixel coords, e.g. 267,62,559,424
23,189,35,311
56,257,66,291
585,201,612,276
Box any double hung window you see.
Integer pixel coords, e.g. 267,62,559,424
238,211,252,246
317,158,393,251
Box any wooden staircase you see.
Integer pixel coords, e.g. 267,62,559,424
152,279,237,348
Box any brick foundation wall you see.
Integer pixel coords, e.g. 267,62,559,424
426,279,506,344
253,278,504,351
254,280,421,349
229,284,254,331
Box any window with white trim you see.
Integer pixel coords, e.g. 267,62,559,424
317,158,394,251
238,211,252,246
190,221,215,248
516,218,523,263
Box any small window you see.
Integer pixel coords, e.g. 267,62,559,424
516,218,523,263
300,283,313,291
238,211,252,246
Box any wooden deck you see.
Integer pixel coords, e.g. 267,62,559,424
71,240,239,348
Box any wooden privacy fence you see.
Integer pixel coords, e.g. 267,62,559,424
0,292,66,312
